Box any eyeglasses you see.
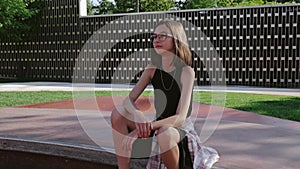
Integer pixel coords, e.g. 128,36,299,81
150,33,173,42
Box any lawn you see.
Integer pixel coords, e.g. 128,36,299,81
0,91,299,122
193,92,300,122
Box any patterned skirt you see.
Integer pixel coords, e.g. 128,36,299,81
146,117,219,169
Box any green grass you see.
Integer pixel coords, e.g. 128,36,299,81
0,91,299,122
194,92,300,122
0,91,151,107
0,91,74,107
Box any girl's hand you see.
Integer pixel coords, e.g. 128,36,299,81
133,110,153,138
122,129,138,151
135,121,153,138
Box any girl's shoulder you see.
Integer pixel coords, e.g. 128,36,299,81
146,64,157,69
176,59,193,73
181,65,194,74
144,64,158,79
181,65,195,79
145,64,157,72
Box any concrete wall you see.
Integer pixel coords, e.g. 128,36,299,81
0,0,299,87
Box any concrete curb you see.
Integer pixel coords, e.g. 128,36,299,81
0,136,148,169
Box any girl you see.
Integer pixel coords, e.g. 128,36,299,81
111,19,219,169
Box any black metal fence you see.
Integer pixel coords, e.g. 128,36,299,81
0,0,299,87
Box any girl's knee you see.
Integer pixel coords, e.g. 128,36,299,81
157,127,179,151
111,107,123,125
111,106,133,127
157,127,173,140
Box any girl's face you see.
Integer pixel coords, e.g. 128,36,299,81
152,25,174,56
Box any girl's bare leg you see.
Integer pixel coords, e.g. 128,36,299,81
157,127,181,169
111,106,135,169
161,146,180,169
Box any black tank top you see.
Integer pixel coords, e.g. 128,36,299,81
151,64,193,120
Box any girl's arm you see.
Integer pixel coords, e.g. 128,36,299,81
152,66,195,130
122,64,156,138
123,64,156,115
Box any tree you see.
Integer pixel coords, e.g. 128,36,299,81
179,0,297,9
114,0,136,13
87,0,94,15
180,0,218,9
139,0,176,12
235,0,265,6
95,0,115,15
92,0,299,15
94,0,176,14
0,0,42,41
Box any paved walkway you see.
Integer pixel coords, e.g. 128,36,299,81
1,81,300,96
1,82,300,169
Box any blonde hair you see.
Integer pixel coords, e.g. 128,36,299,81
154,19,192,66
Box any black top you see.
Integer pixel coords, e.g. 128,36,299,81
151,63,193,120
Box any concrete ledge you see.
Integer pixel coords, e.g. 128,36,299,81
0,136,147,169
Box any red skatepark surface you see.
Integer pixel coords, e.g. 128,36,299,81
1,96,300,169
14,96,300,129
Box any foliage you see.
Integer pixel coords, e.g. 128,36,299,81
0,0,42,41
180,0,217,9
92,0,176,15
114,0,136,13
232,0,265,6
139,0,176,12
91,0,299,15
97,0,115,14
179,0,298,9
87,0,94,15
